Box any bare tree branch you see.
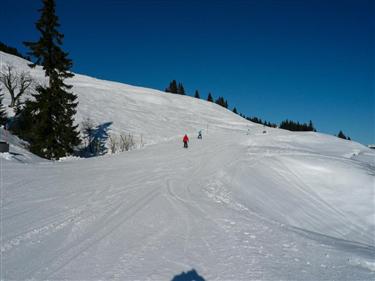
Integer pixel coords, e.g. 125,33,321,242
0,64,34,108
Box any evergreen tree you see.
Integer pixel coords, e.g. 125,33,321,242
215,96,227,108
194,90,200,99
214,96,229,108
207,92,213,102
177,82,185,95
171,80,177,93
233,107,238,114
165,80,178,93
10,99,34,141
215,96,222,106
308,120,316,131
337,130,347,140
0,88,7,126
23,0,80,159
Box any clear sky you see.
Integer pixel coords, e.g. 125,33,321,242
1,0,374,144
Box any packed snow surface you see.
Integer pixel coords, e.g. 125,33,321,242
1,51,375,280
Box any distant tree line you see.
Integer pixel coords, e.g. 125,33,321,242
166,82,231,110
215,96,228,108
0,41,30,60
279,119,316,132
246,116,278,128
165,80,185,95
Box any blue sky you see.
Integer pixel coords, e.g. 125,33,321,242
1,0,374,144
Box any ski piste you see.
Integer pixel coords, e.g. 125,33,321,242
1,51,374,280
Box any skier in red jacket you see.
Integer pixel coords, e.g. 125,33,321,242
183,134,189,148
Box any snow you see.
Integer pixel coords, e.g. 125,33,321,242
1,51,375,280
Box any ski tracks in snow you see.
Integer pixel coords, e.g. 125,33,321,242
2,131,375,280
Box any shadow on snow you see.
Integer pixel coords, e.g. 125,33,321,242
78,121,112,157
171,269,205,281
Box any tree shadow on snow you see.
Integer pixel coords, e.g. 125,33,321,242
171,269,206,281
78,121,112,157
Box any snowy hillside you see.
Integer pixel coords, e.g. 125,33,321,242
0,51,253,146
1,51,374,280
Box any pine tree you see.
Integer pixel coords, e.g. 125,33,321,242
177,83,185,95
23,0,80,159
216,97,222,106
171,80,177,93
337,130,347,140
165,80,178,93
11,99,34,141
233,107,238,114
0,88,7,126
207,92,213,102
310,121,317,132
215,96,228,108
194,90,200,99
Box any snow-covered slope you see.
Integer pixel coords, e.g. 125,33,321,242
1,51,374,280
1,51,253,145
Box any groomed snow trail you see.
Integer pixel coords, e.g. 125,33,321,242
1,51,374,280
2,129,374,280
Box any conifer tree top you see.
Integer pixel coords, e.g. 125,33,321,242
24,0,73,81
